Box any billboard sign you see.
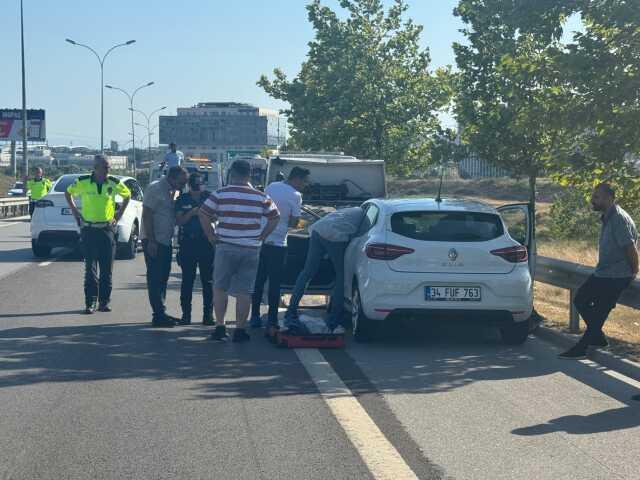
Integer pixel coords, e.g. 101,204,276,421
0,109,46,141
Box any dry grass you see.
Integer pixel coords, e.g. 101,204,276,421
391,177,640,361
534,283,640,362
0,172,17,196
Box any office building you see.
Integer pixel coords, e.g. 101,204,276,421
158,102,286,161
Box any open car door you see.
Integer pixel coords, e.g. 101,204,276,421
496,202,536,276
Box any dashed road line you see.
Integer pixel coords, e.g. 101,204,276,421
580,358,640,390
296,348,420,480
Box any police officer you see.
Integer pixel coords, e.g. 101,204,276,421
24,167,53,217
175,172,214,325
64,155,131,314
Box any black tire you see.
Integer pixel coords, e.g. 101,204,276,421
117,224,138,260
500,321,530,345
352,283,378,342
31,239,51,258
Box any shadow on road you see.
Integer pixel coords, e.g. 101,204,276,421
0,323,317,399
512,406,639,435
0,310,638,435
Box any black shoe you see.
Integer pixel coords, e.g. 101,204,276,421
98,304,112,312
164,314,181,323
558,346,587,360
178,313,191,325
84,303,97,315
152,316,175,328
265,320,279,338
202,311,215,326
233,328,251,343
210,325,228,341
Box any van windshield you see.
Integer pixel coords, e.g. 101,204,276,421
391,211,503,242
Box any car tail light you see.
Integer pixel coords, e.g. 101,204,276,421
365,243,415,260
491,245,528,263
35,199,54,208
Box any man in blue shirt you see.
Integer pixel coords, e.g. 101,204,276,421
175,172,214,325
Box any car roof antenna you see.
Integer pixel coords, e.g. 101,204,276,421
435,164,445,203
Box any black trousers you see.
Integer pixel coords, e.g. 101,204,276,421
81,226,115,306
29,201,35,217
178,237,214,315
251,244,287,323
143,240,173,320
574,275,632,345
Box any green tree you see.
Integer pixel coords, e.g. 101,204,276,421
258,0,451,174
553,0,640,207
453,0,575,230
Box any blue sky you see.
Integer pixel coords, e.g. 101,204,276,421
1,1,579,149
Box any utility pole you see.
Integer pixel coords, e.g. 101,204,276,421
11,141,17,178
105,82,154,176
20,0,28,177
65,38,136,152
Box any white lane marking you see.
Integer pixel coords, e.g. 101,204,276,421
0,216,30,227
296,348,419,480
580,358,640,390
38,260,53,267
534,337,640,391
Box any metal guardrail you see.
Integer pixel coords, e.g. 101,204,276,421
0,197,29,219
535,256,640,333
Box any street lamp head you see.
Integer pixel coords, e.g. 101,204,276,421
160,106,167,110
65,38,76,45
146,81,155,86
126,40,136,45
105,85,113,89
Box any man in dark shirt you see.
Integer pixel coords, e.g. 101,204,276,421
559,183,638,359
175,172,214,325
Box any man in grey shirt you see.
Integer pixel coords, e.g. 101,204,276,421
559,183,638,359
285,206,366,332
142,166,188,327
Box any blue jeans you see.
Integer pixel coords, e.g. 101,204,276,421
287,232,347,324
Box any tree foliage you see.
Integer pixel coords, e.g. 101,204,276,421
258,0,451,174
453,0,575,214
553,0,640,207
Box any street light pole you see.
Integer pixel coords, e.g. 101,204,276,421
105,82,154,177
131,106,166,164
20,0,28,177
65,38,136,152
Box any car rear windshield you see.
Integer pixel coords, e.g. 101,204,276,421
54,175,80,193
391,211,504,242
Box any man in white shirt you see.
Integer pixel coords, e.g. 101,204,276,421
250,167,310,330
163,142,184,170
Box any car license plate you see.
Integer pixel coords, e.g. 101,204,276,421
425,286,481,302
61,208,72,215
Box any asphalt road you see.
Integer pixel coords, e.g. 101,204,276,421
1,218,640,480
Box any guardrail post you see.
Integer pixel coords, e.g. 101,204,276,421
569,288,580,334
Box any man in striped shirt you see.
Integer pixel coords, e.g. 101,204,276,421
199,160,280,342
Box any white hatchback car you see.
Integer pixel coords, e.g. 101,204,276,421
343,198,535,344
30,174,144,259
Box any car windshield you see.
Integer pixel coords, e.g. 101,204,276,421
54,175,80,193
13,182,24,189
391,211,504,242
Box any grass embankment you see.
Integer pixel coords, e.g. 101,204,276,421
389,177,640,361
1,172,17,196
